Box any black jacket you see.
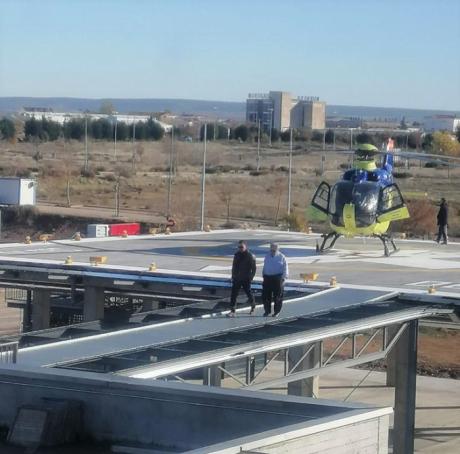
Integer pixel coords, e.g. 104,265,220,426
232,250,256,281
437,202,448,226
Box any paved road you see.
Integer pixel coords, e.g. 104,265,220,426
1,229,459,295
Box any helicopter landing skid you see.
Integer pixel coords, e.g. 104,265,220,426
317,232,341,253
374,234,399,257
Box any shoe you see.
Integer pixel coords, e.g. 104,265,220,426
226,311,236,318
272,312,280,318
249,305,255,315
263,312,270,317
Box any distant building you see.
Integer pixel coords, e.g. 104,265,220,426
423,115,460,133
20,110,172,132
246,91,326,131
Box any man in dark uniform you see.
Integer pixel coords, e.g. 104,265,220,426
228,240,256,317
436,198,448,245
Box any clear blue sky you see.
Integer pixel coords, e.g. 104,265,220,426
1,0,459,110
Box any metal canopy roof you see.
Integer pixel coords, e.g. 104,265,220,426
17,287,384,367
73,297,452,379
16,287,458,375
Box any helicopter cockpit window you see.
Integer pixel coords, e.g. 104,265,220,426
353,182,380,226
330,181,380,227
379,184,405,213
330,181,353,225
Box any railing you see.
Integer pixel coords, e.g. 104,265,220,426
0,341,19,363
5,288,28,303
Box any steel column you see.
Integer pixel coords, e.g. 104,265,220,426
287,342,321,397
31,289,51,330
83,286,105,321
393,320,418,454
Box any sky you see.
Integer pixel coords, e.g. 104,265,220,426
1,0,459,110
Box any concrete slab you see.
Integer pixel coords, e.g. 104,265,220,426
0,230,459,295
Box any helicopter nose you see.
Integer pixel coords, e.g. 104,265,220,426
343,203,356,234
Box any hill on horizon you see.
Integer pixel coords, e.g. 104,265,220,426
0,96,458,123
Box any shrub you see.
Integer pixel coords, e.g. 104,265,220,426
80,167,96,178
283,212,308,232
393,171,412,179
396,199,437,237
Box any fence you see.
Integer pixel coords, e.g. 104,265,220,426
0,341,18,363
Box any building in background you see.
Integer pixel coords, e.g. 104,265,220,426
423,115,460,133
21,109,172,131
246,91,326,131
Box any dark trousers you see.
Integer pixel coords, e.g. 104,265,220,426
262,274,284,314
436,225,448,244
230,279,254,311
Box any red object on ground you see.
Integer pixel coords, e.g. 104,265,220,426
109,223,140,236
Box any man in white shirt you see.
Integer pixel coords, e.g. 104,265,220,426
262,243,288,317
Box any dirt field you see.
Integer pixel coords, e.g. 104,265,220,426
1,138,459,234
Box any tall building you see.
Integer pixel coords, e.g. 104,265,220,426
246,91,326,131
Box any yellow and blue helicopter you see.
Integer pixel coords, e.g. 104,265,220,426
311,143,458,256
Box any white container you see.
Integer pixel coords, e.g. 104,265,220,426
0,177,36,206
87,224,110,238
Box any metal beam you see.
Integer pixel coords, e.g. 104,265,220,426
393,320,418,454
247,350,386,390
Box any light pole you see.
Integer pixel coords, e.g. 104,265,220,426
268,108,273,146
287,128,293,216
167,126,174,217
113,117,117,160
131,118,136,171
256,119,261,171
200,123,207,230
84,115,88,172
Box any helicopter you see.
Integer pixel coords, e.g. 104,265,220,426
310,142,459,256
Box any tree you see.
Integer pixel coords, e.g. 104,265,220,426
99,100,115,115
355,132,375,145
116,121,129,141
325,129,334,144
233,124,249,142
271,128,280,142
407,132,421,149
432,131,460,157
24,117,40,139
146,118,164,140
456,125,460,143
0,117,15,140
422,133,433,151
218,185,234,223
400,116,408,130
64,119,85,140
280,130,291,142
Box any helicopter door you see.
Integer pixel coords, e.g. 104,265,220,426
377,184,410,222
311,182,331,215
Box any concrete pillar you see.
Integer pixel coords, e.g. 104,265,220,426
287,343,321,397
31,289,50,331
393,320,418,454
83,286,105,321
203,365,221,387
386,325,400,386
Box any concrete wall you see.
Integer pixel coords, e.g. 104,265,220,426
188,410,390,453
270,91,292,131
0,366,389,452
303,101,326,130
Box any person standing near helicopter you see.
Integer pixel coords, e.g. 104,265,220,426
436,198,448,245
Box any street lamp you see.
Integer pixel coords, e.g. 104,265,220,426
287,128,293,216
268,108,273,146
200,123,207,230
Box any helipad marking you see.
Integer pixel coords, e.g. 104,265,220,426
406,281,453,287
443,283,460,289
201,265,232,272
